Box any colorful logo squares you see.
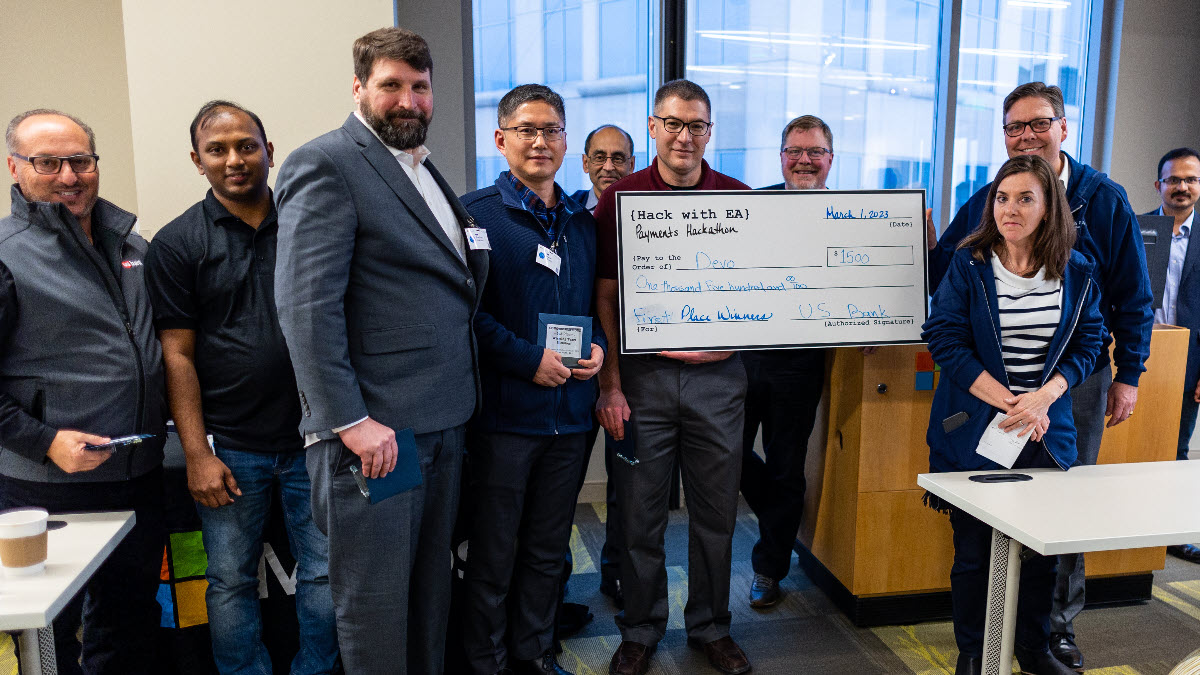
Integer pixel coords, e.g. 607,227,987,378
915,351,941,391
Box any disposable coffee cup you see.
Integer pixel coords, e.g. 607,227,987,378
0,507,49,576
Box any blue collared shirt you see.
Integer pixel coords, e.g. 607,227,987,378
1154,206,1194,326
504,171,575,242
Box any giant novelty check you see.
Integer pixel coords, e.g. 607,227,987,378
615,189,929,353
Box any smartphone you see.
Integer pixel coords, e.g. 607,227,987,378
84,434,156,451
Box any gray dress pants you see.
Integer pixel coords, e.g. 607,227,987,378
612,354,747,646
1050,367,1111,637
307,425,465,675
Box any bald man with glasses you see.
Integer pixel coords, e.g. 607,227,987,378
1,108,167,674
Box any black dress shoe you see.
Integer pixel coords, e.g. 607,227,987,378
555,602,593,638
748,573,782,609
1015,647,1078,675
954,653,981,675
609,641,655,675
1049,632,1084,672
513,650,573,675
1169,543,1200,564
600,577,624,609
686,635,752,674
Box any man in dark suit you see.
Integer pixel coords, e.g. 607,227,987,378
741,115,834,609
273,27,488,675
1148,147,1200,562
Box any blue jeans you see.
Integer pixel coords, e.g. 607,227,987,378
198,447,338,674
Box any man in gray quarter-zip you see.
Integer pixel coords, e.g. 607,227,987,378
0,109,167,674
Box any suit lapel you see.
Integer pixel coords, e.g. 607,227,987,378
342,115,466,265
426,159,489,287
1177,214,1200,293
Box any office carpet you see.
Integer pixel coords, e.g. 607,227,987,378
560,500,1200,674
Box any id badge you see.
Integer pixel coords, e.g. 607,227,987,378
536,244,561,275
465,227,491,250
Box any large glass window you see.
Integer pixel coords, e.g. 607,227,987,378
471,0,657,193
471,0,1099,208
950,0,1092,212
684,0,942,191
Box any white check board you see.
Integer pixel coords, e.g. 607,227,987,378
616,189,929,353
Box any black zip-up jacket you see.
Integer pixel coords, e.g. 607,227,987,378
0,185,166,482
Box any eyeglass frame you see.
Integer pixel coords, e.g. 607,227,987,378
10,153,100,175
1001,116,1064,137
1159,176,1200,187
587,152,630,168
500,126,566,141
781,146,831,161
651,116,713,137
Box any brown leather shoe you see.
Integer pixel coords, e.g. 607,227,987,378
687,635,752,674
608,640,655,675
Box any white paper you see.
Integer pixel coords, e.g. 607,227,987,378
545,324,584,358
975,412,1029,469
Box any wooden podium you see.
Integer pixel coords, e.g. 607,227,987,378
794,326,1189,626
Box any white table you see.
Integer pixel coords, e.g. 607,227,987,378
0,511,135,675
919,461,1200,675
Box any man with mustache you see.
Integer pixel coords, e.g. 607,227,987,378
926,82,1152,674
741,115,834,610
572,124,636,214
273,27,488,675
459,83,605,675
145,100,338,674
1145,148,1200,563
565,123,636,612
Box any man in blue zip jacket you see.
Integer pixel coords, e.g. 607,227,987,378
459,84,606,675
926,82,1153,672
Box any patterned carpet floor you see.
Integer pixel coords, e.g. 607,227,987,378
559,499,1200,675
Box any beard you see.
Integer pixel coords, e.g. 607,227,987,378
361,103,430,150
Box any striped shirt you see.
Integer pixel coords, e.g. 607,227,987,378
991,253,1063,393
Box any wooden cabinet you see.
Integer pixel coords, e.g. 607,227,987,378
796,327,1188,624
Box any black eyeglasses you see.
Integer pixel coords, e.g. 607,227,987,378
10,153,99,175
1001,117,1063,137
588,153,629,168
652,116,713,137
1161,176,1200,187
500,126,565,141
781,146,831,160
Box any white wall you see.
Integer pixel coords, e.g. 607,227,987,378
1109,0,1200,212
121,0,394,235
1,0,138,219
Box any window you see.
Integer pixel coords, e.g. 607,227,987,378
950,0,1092,212
472,0,657,193
471,0,1100,207
684,0,942,191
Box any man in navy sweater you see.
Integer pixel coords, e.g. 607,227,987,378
459,84,606,675
926,82,1153,673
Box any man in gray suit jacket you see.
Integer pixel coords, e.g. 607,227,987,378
274,27,488,675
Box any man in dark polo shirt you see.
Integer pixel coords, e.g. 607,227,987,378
145,101,338,674
593,79,752,675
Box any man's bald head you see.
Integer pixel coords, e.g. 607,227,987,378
6,109,95,155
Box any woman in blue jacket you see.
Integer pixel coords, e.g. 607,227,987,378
922,155,1104,675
